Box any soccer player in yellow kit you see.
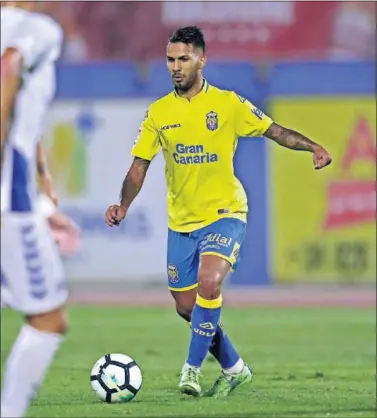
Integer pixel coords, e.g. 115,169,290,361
105,27,331,398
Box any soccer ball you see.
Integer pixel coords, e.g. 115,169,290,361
90,353,142,403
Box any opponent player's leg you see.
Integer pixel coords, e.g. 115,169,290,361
184,218,252,398
1,215,68,418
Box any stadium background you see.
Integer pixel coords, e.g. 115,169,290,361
41,1,376,296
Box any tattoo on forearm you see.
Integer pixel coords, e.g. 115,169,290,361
265,123,319,152
119,157,150,208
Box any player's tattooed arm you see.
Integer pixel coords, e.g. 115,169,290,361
264,122,332,169
106,157,151,226
264,122,319,152
119,157,151,209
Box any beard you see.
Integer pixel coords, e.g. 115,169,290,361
173,73,197,92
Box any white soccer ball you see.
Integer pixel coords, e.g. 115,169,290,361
90,353,142,403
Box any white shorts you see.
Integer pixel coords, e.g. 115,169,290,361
1,212,68,315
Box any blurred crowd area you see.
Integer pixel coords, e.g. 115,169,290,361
42,1,376,63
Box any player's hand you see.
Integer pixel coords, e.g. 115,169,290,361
48,211,81,256
313,146,332,170
105,204,127,227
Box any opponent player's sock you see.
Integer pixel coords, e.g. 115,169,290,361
209,321,244,372
186,294,222,368
1,324,63,418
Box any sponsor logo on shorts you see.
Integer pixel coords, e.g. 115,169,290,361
167,264,179,283
201,233,233,251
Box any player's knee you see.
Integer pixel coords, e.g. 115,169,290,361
27,306,68,335
198,269,223,300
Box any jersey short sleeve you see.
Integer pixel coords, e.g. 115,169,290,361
6,14,63,70
232,92,273,137
131,106,160,161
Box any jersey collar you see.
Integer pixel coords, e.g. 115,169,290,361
173,78,210,101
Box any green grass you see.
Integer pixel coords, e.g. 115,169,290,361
1,307,376,417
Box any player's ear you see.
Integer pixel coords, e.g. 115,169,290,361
198,54,206,69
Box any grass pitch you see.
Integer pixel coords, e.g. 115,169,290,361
1,306,375,417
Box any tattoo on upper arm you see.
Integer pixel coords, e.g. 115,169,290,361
264,122,318,152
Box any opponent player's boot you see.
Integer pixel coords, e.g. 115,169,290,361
203,363,252,398
179,366,201,397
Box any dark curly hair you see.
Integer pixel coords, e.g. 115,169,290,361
168,26,206,52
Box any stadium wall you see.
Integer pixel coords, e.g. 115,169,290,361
48,61,376,286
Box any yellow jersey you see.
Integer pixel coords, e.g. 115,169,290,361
131,79,273,233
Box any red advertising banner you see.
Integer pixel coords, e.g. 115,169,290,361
43,1,376,62
161,1,339,60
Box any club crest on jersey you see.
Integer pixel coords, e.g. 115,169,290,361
206,111,218,131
